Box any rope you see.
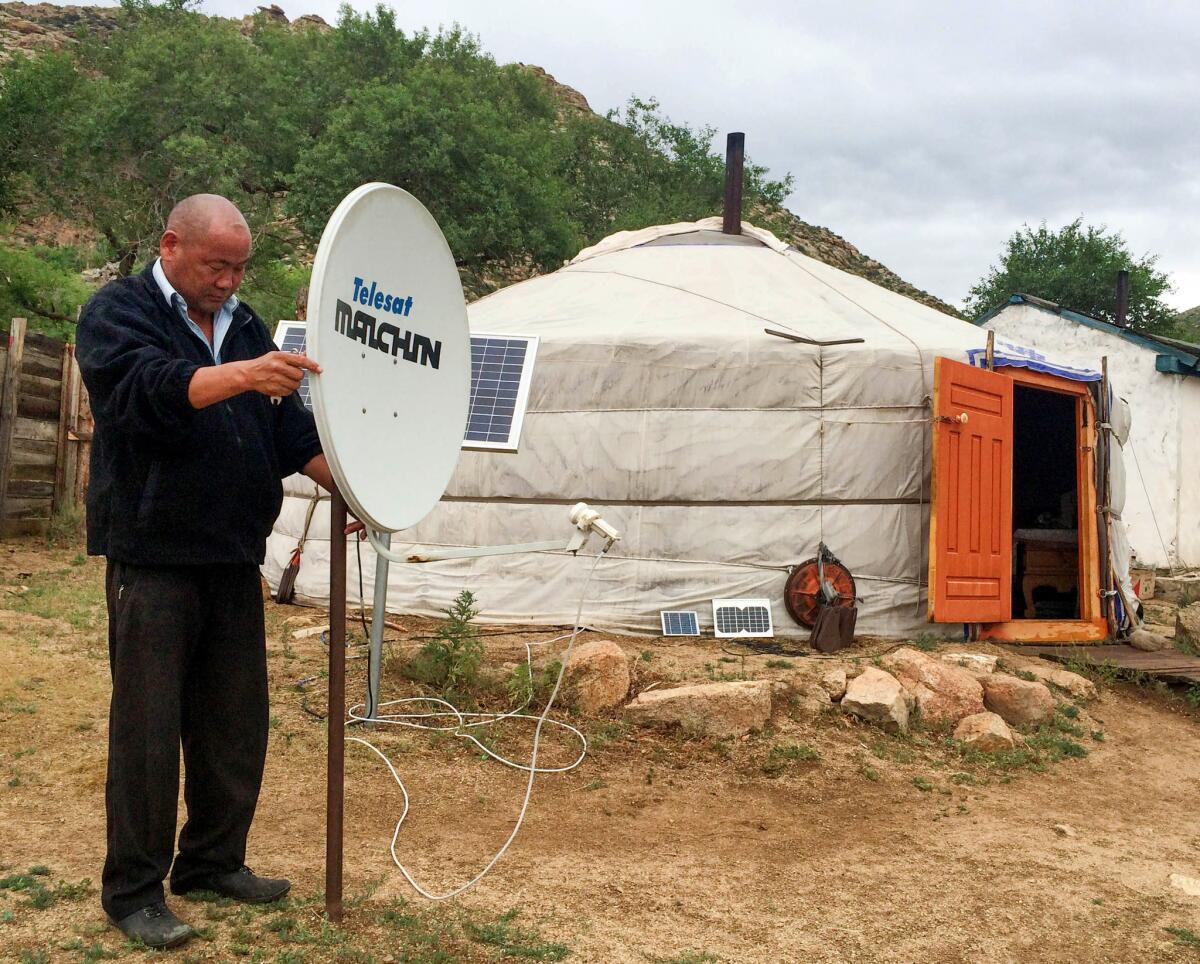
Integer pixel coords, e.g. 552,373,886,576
1125,437,1174,566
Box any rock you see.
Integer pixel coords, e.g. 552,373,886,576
624,680,773,737
1053,823,1077,838
1011,661,1097,701
880,647,985,726
982,673,1056,727
817,667,847,701
1156,574,1200,606
1176,603,1200,652
940,652,998,676
841,667,909,734
1170,874,1200,898
1129,628,1173,652
953,711,1014,752
562,640,630,715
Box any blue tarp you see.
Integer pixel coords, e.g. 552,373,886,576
967,338,1101,382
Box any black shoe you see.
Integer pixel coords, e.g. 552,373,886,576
109,901,194,949
174,865,290,904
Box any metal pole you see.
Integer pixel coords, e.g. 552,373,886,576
366,531,390,721
1097,358,1116,639
1115,270,1130,328
325,491,347,923
722,132,745,236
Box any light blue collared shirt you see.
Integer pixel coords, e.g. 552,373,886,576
152,258,238,363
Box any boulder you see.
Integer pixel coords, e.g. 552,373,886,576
982,673,1056,727
841,667,909,734
1176,603,1200,652
880,647,985,726
1155,574,1200,606
1012,661,1097,701
624,680,773,737
940,652,998,676
817,667,847,701
1129,628,1174,652
1170,874,1200,898
953,711,1014,752
562,640,630,715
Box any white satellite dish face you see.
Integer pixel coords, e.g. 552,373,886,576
307,183,470,532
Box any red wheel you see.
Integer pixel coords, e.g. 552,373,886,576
785,557,857,628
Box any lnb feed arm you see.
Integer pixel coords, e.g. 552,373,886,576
365,502,620,565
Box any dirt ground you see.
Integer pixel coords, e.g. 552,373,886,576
3,542,1200,963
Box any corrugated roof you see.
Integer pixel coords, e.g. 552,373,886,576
974,293,1200,377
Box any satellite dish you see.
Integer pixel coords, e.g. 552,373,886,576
307,183,470,532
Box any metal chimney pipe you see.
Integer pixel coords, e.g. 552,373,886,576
1115,269,1130,328
722,132,745,235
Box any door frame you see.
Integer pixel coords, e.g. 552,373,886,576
976,366,1106,643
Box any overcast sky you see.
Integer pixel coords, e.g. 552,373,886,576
74,1,1200,310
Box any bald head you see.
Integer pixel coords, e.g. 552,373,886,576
166,194,250,242
160,194,252,319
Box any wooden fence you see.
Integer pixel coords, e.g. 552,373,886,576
0,318,93,538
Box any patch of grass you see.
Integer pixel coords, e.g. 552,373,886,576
46,504,85,548
464,908,569,960
949,771,976,786
1091,729,1105,742
911,634,939,652
3,566,106,633
0,866,91,910
403,590,484,704
586,721,627,750
859,762,880,782
1012,668,1037,682
762,742,820,776
912,776,934,792
765,659,794,669
1185,685,1200,711
640,649,654,663
655,954,720,964
1167,926,1200,948
1058,703,1080,719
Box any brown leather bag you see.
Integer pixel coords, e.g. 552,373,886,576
811,605,857,653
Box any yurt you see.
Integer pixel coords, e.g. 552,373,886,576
264,218,1135,641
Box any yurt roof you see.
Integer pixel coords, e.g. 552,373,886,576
470,217,983,356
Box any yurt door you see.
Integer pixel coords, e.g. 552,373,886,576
928,358,1014,623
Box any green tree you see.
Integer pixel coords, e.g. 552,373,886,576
965,219,1176,334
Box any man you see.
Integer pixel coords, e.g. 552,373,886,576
77,194,341,949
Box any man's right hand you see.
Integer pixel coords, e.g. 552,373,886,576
188,352,323,409
239,352,323,398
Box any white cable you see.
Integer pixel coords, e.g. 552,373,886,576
345,548,607,900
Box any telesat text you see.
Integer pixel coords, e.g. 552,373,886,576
335,276,441,369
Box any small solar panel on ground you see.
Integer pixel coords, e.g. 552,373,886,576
660,611,700,637
712,599,774,638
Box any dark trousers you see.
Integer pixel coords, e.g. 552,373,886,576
101,561,269,920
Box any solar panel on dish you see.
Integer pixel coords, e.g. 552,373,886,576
273,322,314,411
271,322,537,450
660,611,700,636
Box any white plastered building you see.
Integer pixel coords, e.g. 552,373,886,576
979,294,1200,569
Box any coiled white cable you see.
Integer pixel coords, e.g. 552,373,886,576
345,548,608,900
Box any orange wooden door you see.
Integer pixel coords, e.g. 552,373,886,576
928,358,1014,623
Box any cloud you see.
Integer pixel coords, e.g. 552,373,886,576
101,0,1200,309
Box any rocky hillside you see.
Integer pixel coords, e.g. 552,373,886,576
0,1,959,316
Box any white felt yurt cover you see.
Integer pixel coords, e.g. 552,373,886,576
263,218,1118,636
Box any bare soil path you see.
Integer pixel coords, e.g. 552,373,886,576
2,543,1200,962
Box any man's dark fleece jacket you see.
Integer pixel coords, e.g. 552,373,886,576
76,264,321,566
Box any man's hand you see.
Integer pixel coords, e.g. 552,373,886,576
241,352,322,398
188,352,322,409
